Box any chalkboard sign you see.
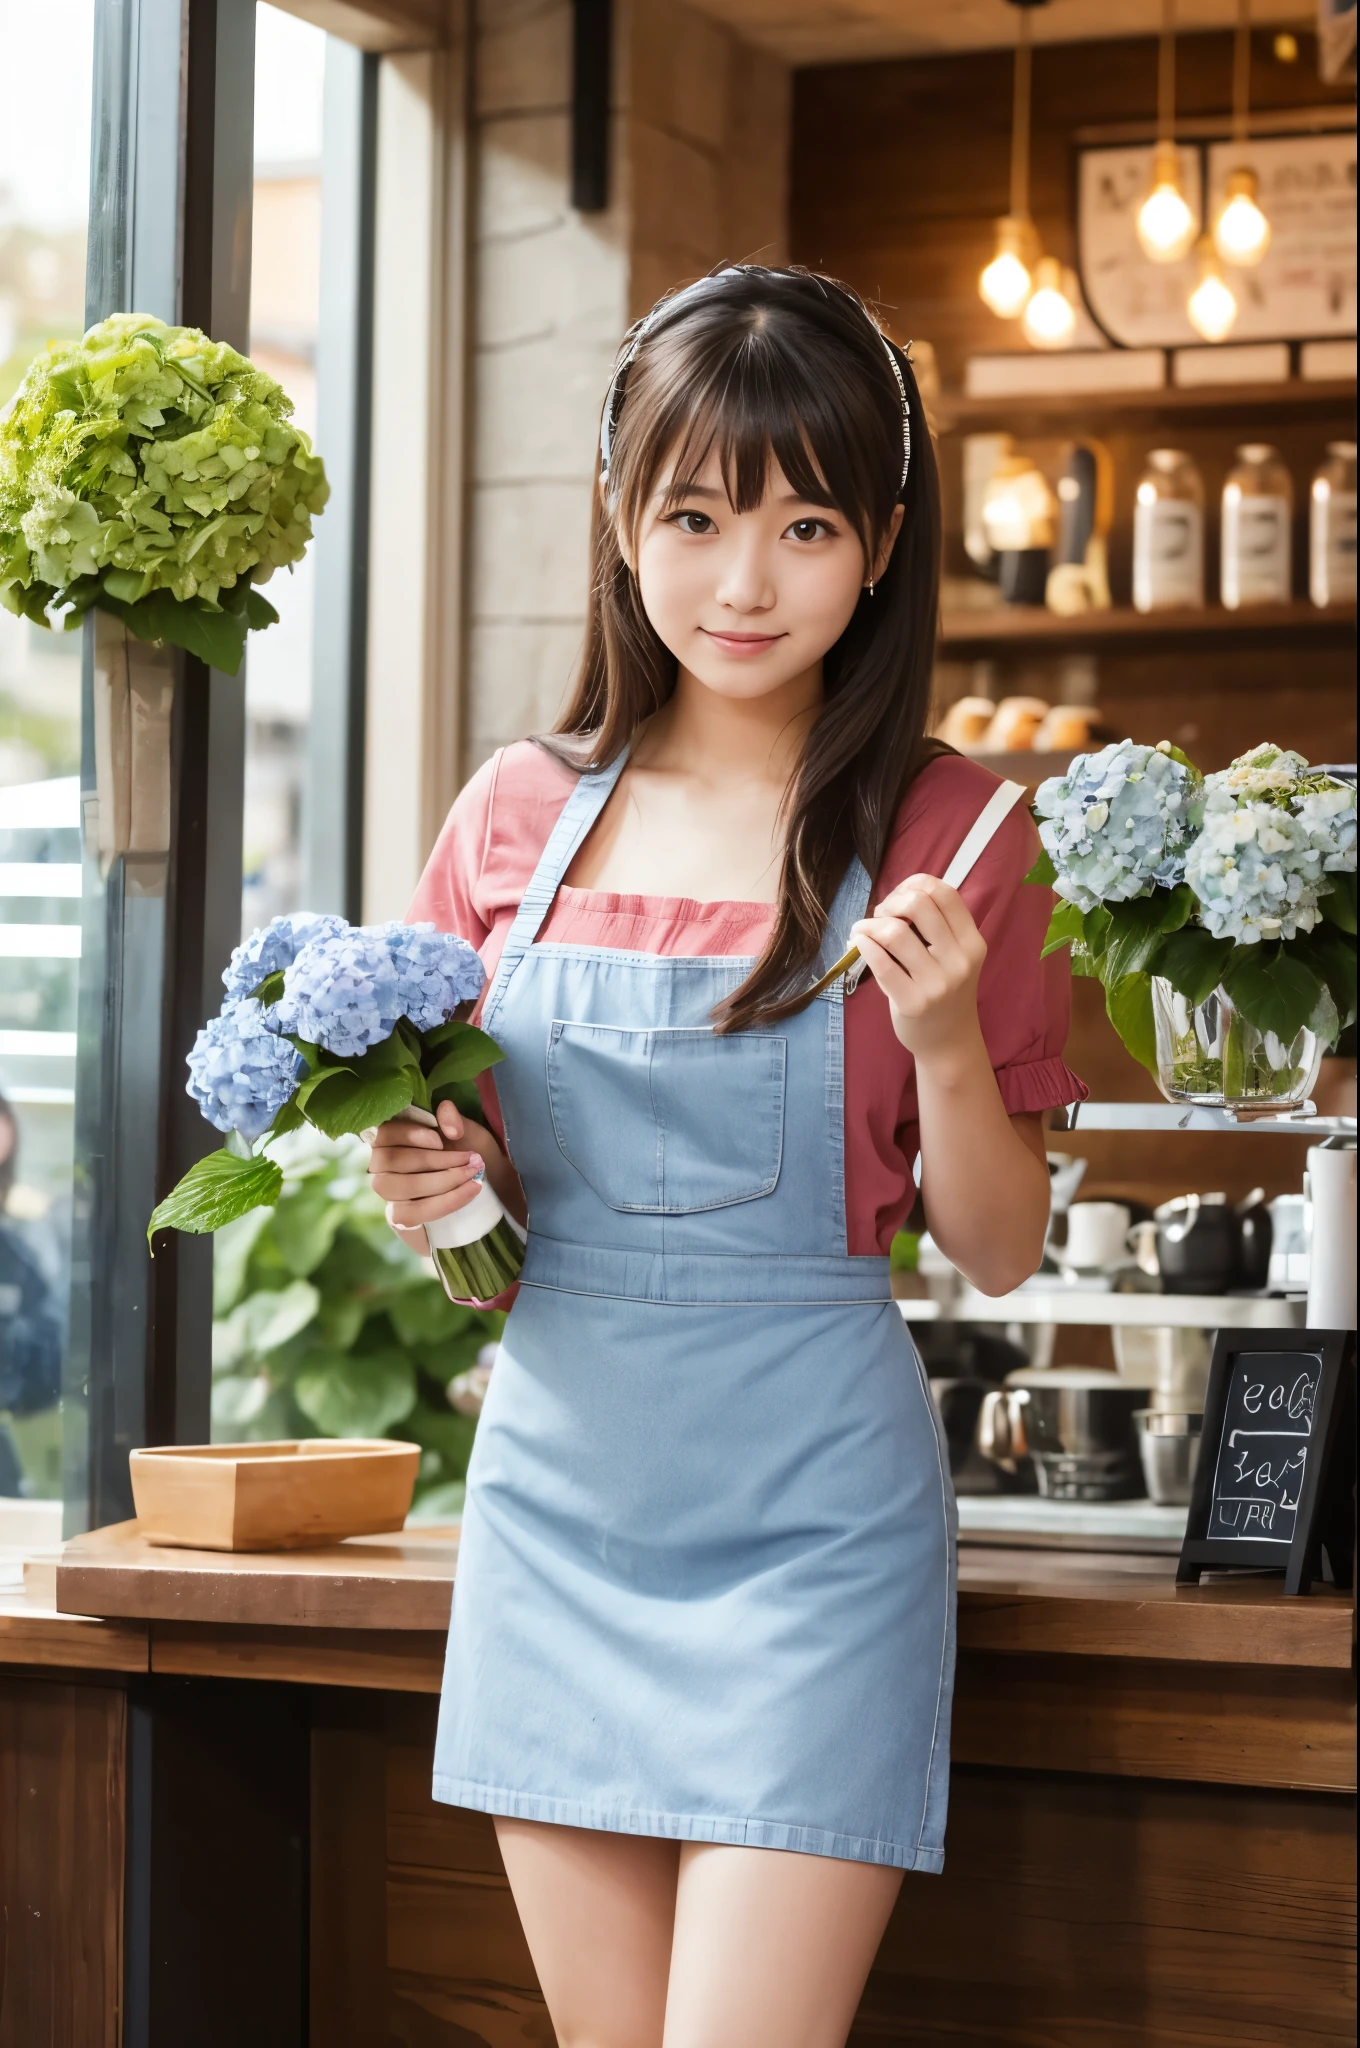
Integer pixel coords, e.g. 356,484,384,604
1178,1329,1355,1596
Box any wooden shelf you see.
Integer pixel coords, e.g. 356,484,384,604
938,378,1357,436
939,599,1356,655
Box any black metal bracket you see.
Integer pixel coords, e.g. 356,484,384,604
572,0,612,212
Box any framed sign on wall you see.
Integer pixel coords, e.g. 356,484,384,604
1078,129,1357,348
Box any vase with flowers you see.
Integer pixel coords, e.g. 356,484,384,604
1031,741,1356,1110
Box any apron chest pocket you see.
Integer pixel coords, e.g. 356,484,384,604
547,1021,786,1214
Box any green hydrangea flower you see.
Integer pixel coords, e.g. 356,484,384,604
0,312,328,673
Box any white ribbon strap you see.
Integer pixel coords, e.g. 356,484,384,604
941,778,1027,891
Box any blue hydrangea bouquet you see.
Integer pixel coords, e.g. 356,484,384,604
1030,741,1356,1107
149,914,524,1300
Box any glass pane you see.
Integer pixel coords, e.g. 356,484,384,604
0,0,95,1509
243,2,327,935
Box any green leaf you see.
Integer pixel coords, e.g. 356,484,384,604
293,1348,417,1437
317,1293,369,1351
212,1206,273,1315
1105,973,1158,1075
352,1031,422,1078
270,1182,347,1277
422,1023,505,1089
266,1092,305,1137
253,1278,322,1354
1286,928,1357,1030
149,1148,282,1243
1040,901,1085,959
301,1067,415,1139
252,969,286,1006
100,588,250,674
1100,896,1172,985
243,587,280,630
387,1283,476,1349
1320,873,1357,935
432,1077,485,1124
1082,905,1113,955
1156,884,1196,935
1222,947,1325,1043
1148,927,1235,1007
1022,845,1057,888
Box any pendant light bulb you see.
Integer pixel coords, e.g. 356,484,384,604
1136,142,1198,262
980,0,1042,319
1214,166,1271,267
980,216,1035,319
1187,238,1238,342
1022,257,1077,348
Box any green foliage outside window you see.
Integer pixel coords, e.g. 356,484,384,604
212,1130,501,1519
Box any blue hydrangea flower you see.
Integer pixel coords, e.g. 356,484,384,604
1034,741,1199,912
273,927,403,1058
223,912,347,1004
1184,747,1355,944
186,998,303,1141
384,921,485,1030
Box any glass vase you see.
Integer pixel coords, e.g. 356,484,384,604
1151,979,1322,1111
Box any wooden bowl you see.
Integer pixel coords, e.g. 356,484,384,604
128,1440,420,1552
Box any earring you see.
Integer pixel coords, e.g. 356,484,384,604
867,576,876,597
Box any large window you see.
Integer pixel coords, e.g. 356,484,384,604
243,3,327,937
0,0,96,1502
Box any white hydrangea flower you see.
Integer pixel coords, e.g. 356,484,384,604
1184,747,1355,944
1034,740,1198,912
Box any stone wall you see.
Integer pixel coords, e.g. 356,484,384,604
461,0,790,777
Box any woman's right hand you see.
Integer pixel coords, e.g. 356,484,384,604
367,1098,501,1231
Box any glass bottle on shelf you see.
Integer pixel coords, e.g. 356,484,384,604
1132,448,1204,612
1221,443,1292,609
1309,441,1357,609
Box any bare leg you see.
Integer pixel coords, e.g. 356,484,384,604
494,1818,679,2048
663,1843,902,2048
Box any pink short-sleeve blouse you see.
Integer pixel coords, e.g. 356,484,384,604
407,740,1086,1257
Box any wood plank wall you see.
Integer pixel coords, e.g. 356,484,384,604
0,1677,125,2048
790,30,1355,389
310,1680,1356,2048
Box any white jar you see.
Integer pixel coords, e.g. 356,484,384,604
1133,449,1205,612
1309,441,1357,609
1221,443,1292,609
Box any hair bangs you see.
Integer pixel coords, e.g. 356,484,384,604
617,321,886,557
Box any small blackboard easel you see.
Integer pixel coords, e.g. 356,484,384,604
1177,1328,1356,1596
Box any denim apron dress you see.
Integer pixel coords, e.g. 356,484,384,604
430,751,1006,1873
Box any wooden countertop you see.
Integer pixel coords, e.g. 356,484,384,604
47,1521,1356,1672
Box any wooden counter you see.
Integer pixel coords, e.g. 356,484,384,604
4,1528,1355,2047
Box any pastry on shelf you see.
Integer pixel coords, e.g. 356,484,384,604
935,696,997,749
1032,704,1103,753
979,696,1050,752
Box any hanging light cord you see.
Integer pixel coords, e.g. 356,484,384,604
1233,0,1252,144
1157,0,1177,144
1011,5,1033,219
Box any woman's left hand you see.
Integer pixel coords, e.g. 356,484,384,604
851,874,988,1064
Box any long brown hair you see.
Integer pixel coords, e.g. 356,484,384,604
547,264,942,1033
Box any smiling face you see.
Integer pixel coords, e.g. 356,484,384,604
629,446,903,705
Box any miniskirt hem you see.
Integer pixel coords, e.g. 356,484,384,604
429,1776,946,1874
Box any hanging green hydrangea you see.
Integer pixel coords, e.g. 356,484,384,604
0,311,328,674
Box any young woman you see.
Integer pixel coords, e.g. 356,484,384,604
369,266,1082,2047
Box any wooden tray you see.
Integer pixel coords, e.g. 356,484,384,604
128,1440,420,1552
